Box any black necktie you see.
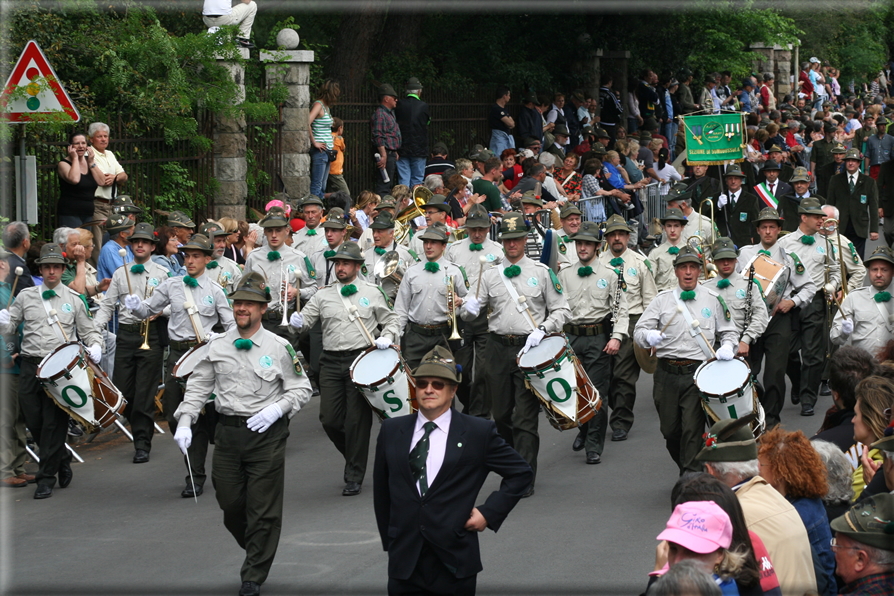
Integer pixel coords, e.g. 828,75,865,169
409,421,437,496
849,176,855,193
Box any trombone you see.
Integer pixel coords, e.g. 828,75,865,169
139,278,154,350
446,275,461,340
686,198,718,279
279,261,290,328
820,218,845,307
394,186,430,243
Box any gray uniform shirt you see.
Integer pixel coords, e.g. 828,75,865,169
174,326,312,427
598,248,657,315
309,243,369,289
779,228,840,293
243,244,316,309
207,256,243,295
462,256,571,335
445,237,503,292
737,242,818,308
702,275,769,345
830,282,894,354
394,256,468,335
634,286,738,360
364,241,419,300
555,236,577,270
291,226,328,257
2,284,102,357
824,231,866,293
557,259,629,342
95,259,170,328
651,241,686,293
301,280,400,351
130,271,235,341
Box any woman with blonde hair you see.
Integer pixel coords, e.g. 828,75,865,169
850,376,894,498
308,79,340,199
758,427,836,596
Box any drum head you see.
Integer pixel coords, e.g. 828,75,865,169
518,335,566,368
173,343,210,379
695,359,750,395
353,348,400,385
38,343,82,378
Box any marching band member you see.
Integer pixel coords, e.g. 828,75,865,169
557,221,629,465
445,204,503,418
290,242,399,497
0,248,30,488
831,246,894,355
633,245,738,474
408,194,457,257
738,208,816,429
0,244,103,499
819,204,865,293
780,166,819,233
703,237,768,358
201,222,243,296
394,223,468,370
242,207,315,343
357,195,398,253
363,210,418,302
779,197,840,417
555,204,582,270
665,182,717,247
174,272,312,596
124,234,235,498
460,212,570,497
650,208,689,292
598,215,656,443
291,196,329,257
94,222,169,464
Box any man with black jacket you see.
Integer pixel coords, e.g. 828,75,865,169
394,77,431,188
714,164,760,247
598,74,623,145
636,70,660,131
516,92,543,149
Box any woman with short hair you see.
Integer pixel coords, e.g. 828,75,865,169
850,376,894,498
57,132,104,227
308,80,340,199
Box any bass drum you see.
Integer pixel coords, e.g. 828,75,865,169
740,252,790,312
171,341,210,383
694,357,766,438
350,345,417,421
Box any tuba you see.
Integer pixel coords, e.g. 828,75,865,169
394,186,430,244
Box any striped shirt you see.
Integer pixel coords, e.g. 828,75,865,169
311,101,334,149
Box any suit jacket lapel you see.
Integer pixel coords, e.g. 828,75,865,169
397,415,420,495
424,411,467,498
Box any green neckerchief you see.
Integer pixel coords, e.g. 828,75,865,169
234,338,252,351
324,250,337,259
668,246,680,255
205,261,219,270
130,263,146,274
610,257,624,267
42,289,57,300
716,278,731,289
504,265,521,278
469,243,484,251
341,284,358,297
577,266,593,277
424,261,440,273
306,228,318,236
799,235,815,246
875,291,891,303
374,247,387,255
183,276,199,288
758,249,771,257
680,290,696,301
267,251,281,261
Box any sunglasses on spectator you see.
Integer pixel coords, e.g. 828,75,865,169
416,379,449,390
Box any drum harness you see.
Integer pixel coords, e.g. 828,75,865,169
338,287,375,347
39,286,68,344
672,292,715,360
499,268,539,333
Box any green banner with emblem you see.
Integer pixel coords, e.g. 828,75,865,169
682,113,746,165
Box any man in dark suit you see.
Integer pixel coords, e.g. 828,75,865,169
779,166,821,232
374,345,533,595
516,93,543,149
753,160,792,214
816,142,846,199
686,163,721,206
876,150,894,247
827,148,880,259
756,145,794,185
714,164,760,247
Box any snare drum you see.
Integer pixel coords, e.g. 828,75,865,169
694,357,766,438
740,253,790,312
37,342,127,433
172,341,210,383
516,333,601,431
350,346,417,421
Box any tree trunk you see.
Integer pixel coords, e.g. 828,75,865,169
325,1,385,89
378,13,425,59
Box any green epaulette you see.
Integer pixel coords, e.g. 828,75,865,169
304,256,316,280
458,265,470,290
408,248,420,262
376,285,394,309
557,237,567,254
78,294,93,319
849,242,859,265
644,258,652,274
789,252,805,275
549,268,563,294
284,344,304,376
716,295,731,321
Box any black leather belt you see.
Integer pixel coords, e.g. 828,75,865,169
489,332,527,347
563,323,606,337
22,355,44,365
170,339,200,351
409,322,450,337
218,414,250,427
658,358,701,374
119,322,142,333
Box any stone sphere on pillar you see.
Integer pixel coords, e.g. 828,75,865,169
276,28,300,50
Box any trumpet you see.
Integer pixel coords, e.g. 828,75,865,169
821,218,848,300
139,278,154,350
279,261,289,328
447,275,461,340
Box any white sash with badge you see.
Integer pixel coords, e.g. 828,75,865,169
499,267,538,333
39,285,67,343
673,291,713,359
874,293,894,333
338,284,374,346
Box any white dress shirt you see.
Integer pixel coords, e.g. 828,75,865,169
409,409,452,495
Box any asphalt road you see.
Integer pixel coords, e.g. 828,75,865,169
0,368,822,596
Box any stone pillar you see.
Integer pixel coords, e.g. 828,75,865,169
213,48,249,220
775,45,794,98
261,39,315,200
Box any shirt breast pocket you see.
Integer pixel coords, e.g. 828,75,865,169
197,297,216,318
254,364,281,383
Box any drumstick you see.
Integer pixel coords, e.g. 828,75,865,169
517,295,539,331
349,305,375,346
689,319,717,358
182,301,205,342
48,309,69,342
119,248,133,295
6,266,22,308
185,449,198,504
476,255,487,299
650,305,684,357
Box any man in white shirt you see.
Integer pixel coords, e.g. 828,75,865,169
203,0,258,49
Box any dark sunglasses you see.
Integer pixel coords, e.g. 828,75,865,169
416,379,448,390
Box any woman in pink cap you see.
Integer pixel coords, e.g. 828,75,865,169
653,500,746,595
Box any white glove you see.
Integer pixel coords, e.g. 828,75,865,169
646,330,666,347
87,344,102,363
374,337,391,350
289,312,304,329
123,294,142,310
0,309,9,326
841,318,854,336
463,296,481,317
206,331,221,341
247,403,283,433
716,343,735,361
174,426,192,454
520,328,546,355
717,193,728,208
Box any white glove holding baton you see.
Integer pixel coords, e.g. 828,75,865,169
716,343,735,361
374,337,391,350
717,194,728,208
123,294,142,310
462,296,481,317
174,426,192,454
247,403,283,433
0,309,9,326
646,330,666,347
87,344,102,363
841,318,854,336
289,312,304,330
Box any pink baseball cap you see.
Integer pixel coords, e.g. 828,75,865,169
265,199,290,215
656,501,733,554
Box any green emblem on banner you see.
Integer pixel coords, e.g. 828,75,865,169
683,113,746,165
